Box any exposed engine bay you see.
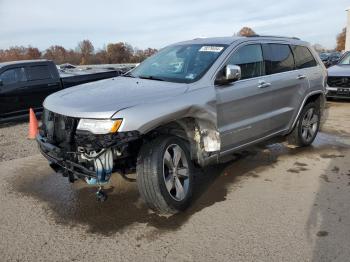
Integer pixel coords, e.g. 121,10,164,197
37,109,142,200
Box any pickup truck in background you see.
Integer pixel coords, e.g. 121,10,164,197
0,59,124,122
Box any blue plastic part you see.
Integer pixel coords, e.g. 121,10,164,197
85,177,109,185
84,149,114,185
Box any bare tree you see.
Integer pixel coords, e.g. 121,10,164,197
94,49,108,64
106,42,133,63
131,47,157,62
66,49,81,65
78,40,94,64
43,45,68,64
237,27,256,37
25,47,41,60
336,27,346,52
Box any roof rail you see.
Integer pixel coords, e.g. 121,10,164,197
193,36,207,40
246,35,301,40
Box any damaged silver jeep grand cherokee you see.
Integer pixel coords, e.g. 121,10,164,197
37,36,327,214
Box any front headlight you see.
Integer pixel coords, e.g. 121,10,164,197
77,119,123,134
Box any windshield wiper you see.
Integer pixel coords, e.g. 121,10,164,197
122,72,136,78
138,75,165,81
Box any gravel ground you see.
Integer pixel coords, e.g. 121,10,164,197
0,121,38,162
0,101,349,262
322,100,350,136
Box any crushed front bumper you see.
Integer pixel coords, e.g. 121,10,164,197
36,134,96,178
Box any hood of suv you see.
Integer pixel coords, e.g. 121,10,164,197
327,65,350,77
44,76,189,119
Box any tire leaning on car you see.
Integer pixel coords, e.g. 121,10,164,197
136,135,194,214
288,102,320,147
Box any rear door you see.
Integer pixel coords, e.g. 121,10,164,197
289,45,322,125
24,64,61,110
291,45,320,92
216,43,275,151
261,43,309,133
0,67,28,118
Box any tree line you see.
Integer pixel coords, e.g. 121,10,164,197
0,26,346,65
0,40,157,65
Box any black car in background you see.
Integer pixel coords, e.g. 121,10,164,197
320,52,330,63
320,52,341,68
0,60,122,122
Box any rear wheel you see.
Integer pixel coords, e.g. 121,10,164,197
136,136,194,214
288,102,320,147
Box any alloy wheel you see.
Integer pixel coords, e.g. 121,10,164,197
162,144,190,201
301,108,319,143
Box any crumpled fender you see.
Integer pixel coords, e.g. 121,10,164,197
115,86,221,160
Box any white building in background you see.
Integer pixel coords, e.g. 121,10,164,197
346,7,350,51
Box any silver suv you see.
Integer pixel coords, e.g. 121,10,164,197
37,36,327,214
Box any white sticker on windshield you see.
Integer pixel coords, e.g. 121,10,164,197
199,46,224,52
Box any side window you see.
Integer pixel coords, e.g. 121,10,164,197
27,65,51,81
262,44,294,74
227,44,264,80
0,67,27,85
291,45,317,69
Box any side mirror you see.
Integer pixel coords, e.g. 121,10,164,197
0,79,3,86
215,64,241,85
225,64,241,82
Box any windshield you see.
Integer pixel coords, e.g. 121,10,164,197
128,44,227,83
339,52,350,65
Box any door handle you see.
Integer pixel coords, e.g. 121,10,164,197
297,75,306,80
47,83,58,87
258,81,271,88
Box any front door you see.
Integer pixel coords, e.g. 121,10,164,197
216,43,275,152
0,67,28,118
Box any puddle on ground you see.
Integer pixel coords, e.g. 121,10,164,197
332,166,340,173
294,162,308,167
287,167,309,173
8,131,350,236
320,154,345,159
320,174,331,183
316,231,329,237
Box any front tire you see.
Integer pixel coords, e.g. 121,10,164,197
136,136,194,214
288,102,320,147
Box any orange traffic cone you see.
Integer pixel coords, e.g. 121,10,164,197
28,108,39,139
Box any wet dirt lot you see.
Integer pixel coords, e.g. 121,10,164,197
0,101,350,262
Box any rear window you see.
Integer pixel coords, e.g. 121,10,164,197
27,65,51,81
291,45,317,69
262,44,294,74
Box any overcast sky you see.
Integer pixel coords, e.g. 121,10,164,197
0,0,348,51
